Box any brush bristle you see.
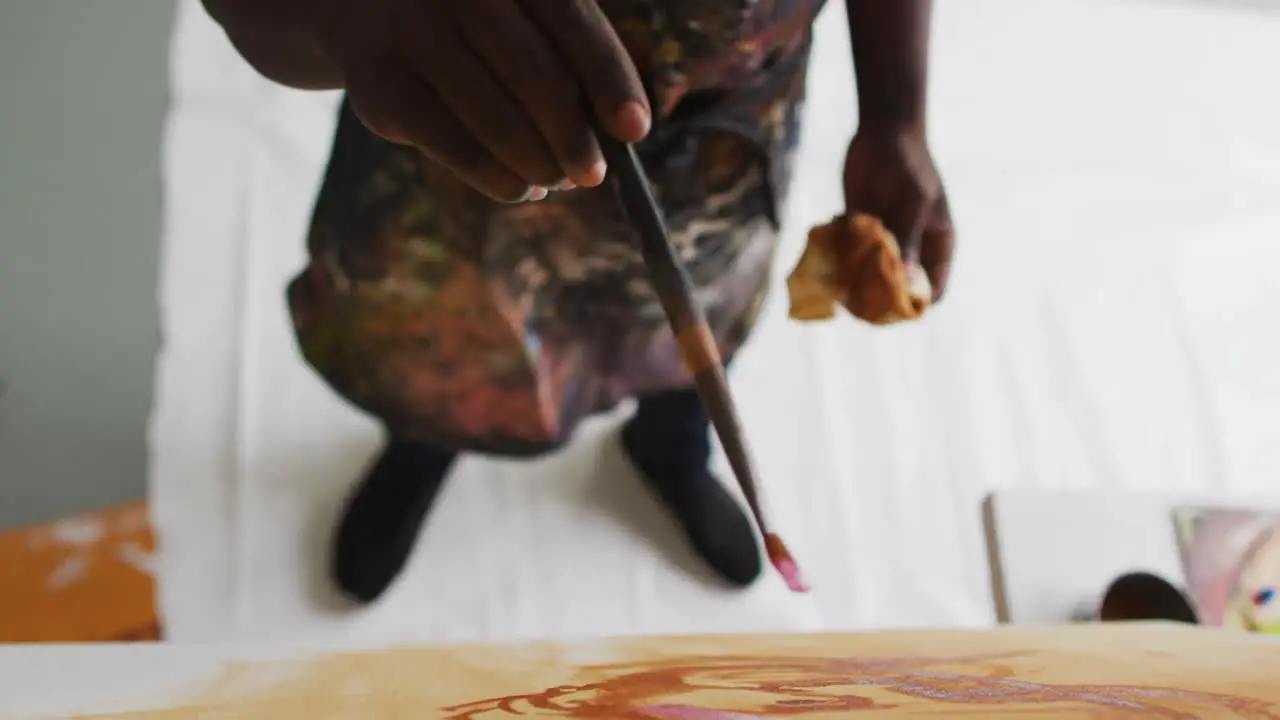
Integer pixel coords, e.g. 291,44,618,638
763,532,809,593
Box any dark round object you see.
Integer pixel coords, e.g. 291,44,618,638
1098,571,1199,624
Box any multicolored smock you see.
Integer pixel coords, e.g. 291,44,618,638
288,0,827,455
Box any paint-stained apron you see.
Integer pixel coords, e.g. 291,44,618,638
288,0,827,455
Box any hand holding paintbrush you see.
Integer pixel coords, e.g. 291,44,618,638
590,114,808,594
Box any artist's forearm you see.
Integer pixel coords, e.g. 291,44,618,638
202,0,345,90
845,0,933,137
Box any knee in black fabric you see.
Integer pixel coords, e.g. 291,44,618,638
624,387,712,478
331,437,458,604
618,376,762,587
625,354,734,474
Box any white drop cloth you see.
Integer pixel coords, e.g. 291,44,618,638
152,0,1280,643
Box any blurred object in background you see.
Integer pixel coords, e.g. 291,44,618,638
0,502,160,643
1173,506,1280,635
1070,570,1199,624
984,492,1280,627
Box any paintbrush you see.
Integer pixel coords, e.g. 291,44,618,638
592,121,808,594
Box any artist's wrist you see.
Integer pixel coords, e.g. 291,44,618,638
857,99,927,142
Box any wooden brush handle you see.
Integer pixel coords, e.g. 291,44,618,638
593,125,771,529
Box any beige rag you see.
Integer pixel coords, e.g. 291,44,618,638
786,212,932,325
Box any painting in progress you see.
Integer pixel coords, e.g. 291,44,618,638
68,624,1280,718
1174,506,1280,635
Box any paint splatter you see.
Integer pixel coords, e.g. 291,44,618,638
51,517,105,547
45,555,90,590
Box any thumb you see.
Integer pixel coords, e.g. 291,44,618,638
876,189,931,268
919,195,955,302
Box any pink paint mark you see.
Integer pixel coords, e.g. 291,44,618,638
772,558,810,593
644,704,774,719
762,533,809,593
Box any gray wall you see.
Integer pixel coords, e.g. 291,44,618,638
0,0,175,528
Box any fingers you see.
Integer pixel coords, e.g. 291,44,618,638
920,195,955,301
344,0,648,199
399,8,565,190
520,0,652,143
451,0,606,187
861,182,929,267
347,58,534,203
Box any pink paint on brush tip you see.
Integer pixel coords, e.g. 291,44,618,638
772,558,810,593
762,532,809,593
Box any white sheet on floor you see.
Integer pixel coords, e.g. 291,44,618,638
152,0,1280,643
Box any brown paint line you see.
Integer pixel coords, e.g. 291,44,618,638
442,652,1280,719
